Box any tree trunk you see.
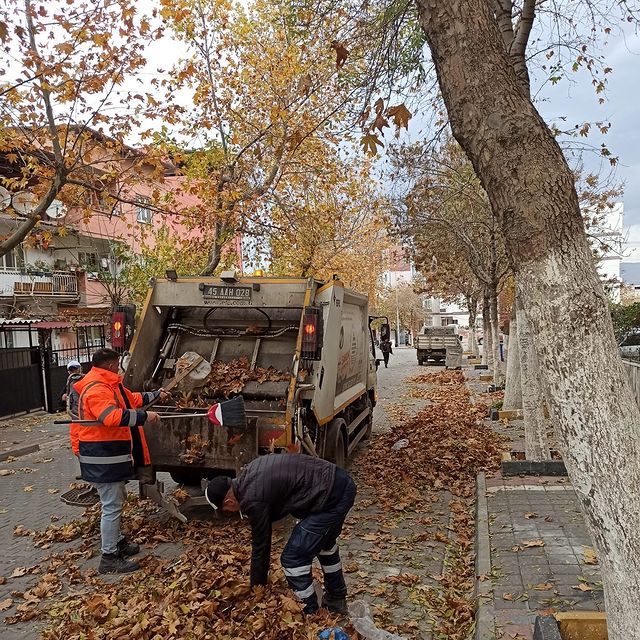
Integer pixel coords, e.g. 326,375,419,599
502,306,522,410
489,286,502,385
482,293,492,369
467,296,479,356
516,292,549,459
416,1,640,634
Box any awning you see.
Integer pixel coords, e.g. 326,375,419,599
31,321,73,329
0,318,42,326
0,319,108,330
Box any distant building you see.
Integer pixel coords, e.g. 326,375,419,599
590,202,624,302
381,246,415,287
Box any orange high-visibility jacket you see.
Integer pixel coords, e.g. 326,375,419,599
71,366,160,483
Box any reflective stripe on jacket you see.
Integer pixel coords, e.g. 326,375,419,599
71,366,159,483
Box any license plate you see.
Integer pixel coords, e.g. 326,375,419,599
201,284,252,306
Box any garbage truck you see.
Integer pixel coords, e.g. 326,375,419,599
124,272,381,519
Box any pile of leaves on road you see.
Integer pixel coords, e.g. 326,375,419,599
353,369,505,639
7,497,353,639
362,369,504,502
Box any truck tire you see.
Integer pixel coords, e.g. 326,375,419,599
325,418,347,468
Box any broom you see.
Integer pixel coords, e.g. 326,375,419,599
54,395,246,428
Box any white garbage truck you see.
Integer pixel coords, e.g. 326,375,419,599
124,272,381,518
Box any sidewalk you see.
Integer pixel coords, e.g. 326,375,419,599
467,365,605,640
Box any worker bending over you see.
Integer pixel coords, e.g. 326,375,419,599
72,348,170,574
205,454,356,614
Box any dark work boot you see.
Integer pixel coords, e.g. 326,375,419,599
98,553,140,574
322,593,348,615
117,536,140,557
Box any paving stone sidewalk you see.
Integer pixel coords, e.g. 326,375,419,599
485,474,604,640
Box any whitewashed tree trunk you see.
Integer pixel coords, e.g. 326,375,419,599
467,296,479,356
516,293,549,459
503,309,522,410
482,294,493,368
489,288,502,386
416,2,640,635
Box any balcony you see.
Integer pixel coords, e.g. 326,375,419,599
0,269,79,299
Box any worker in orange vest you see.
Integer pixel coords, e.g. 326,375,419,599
72,348,170,574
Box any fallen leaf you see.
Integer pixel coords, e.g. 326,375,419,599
524,512,538,519
522,539,545,548
532,582,554,591
502,592,514,601
583,546,598,565
0,597,12,611
10,567,28,578
573,583,593,592
47,489,59,494
23,486,33,492
0,469,14,476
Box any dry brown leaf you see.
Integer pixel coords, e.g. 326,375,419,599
583,546,598,565
0,597,12,611
522,539,545,548
524,512,538,519
532,582,554,591
23,485,33,492
573,583,593,592
0,469,14,476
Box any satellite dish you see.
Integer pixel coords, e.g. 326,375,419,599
0,186,10,211
46,199,67,220
11,191,37,215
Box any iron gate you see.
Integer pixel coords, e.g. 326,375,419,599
0,347,45,417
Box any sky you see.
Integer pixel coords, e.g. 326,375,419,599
533,23,640,260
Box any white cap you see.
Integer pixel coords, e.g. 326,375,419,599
67,359,81,370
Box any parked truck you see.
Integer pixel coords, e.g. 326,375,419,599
124,272,380,519
415,325,462,366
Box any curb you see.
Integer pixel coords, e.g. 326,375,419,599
475,472,495,640
0,443,40,461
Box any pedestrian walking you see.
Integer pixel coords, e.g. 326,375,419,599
380,337,393,368
72,348,170,574
205,454,357,615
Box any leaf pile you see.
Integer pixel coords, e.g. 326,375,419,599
405,370,465,386
10,498,352,639
362,371,505,501
180,357,290,403
354,369,505,639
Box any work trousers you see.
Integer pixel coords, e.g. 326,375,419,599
280,469,357,613
382,352,390,367
92,481,127,555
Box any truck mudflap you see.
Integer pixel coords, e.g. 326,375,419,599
140,413,258,522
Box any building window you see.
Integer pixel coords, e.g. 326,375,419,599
0,245,24,270
136,197,153,224
78,252,98,270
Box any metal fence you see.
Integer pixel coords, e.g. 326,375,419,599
0,347,45,416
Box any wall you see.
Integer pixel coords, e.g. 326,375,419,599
623,359,640,405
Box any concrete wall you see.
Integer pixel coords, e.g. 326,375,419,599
623,359,640,404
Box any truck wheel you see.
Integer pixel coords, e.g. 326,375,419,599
325,418,347,468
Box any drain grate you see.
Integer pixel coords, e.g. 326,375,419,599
60,485,100,507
